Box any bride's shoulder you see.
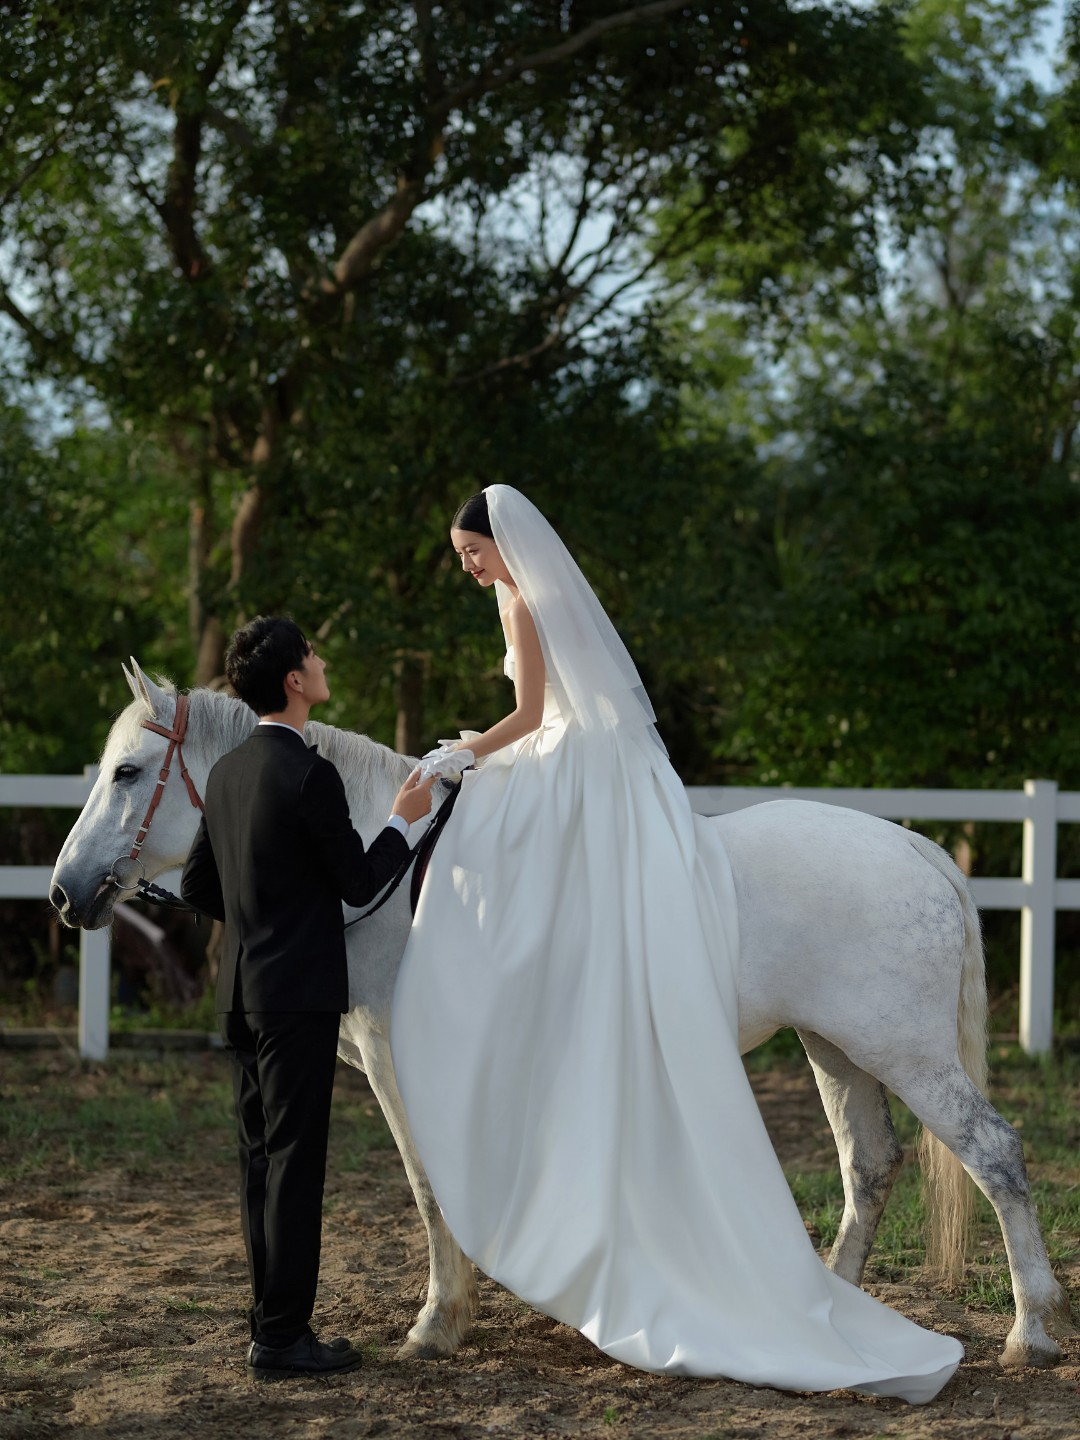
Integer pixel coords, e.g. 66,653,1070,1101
501,594,534,628
504,594,540,637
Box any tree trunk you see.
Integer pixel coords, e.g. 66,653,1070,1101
193,615,226,689
395,652,427,757
188,454,223,685
952,821,975,877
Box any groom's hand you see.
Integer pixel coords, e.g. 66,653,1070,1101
391,767,438,826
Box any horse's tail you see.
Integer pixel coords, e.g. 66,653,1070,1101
904,830,989,1282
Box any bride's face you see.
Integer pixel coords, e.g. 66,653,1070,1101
451,527,515,588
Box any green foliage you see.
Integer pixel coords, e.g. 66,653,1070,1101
2,2,1080,1012
717,322,1080,788
0,402,188,771
656,0,1080,792
0,0,933,761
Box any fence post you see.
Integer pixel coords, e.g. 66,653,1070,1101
78,927,110,1061
1020,779,1057,1057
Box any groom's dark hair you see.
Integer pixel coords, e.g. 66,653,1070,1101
225,615,311,715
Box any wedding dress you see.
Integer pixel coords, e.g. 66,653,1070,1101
390,487,962,1403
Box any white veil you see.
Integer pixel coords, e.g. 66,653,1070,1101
485,485,663,749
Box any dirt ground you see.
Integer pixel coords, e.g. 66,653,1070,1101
2,1050,1077,1440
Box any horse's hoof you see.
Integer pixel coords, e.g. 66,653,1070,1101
395,1338,445,1361
1000,1335,1062,1369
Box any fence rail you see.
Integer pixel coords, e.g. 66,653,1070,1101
2,772,1076,1060
1,767,109,1059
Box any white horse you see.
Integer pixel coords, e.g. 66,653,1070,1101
50,662,1072,1369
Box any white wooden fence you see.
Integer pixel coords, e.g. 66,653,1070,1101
1,768,110,1060
1,771,1076,1060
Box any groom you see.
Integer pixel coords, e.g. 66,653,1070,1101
181,616,436,1379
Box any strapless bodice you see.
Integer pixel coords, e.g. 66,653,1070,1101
505,647,563,726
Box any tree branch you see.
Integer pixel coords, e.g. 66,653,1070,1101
160,0,252,278
198,0,253,89
327,175,427,292
0,285,64,365
414,0,445,108
324,3,691,301
450,325,575,387
432,0,692,122
202,103,256,151
452,195,713,387
0,128,69,212
161,108,210,278
108,120,167,223
549,153,601,279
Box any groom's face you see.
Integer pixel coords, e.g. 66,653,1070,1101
289,646,331,706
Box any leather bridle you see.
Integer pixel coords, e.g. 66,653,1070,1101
107,692,205,902
106,692,462,921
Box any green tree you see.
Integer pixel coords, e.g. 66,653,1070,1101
0,404,187,772
659,0,1080,788
0,0,929,752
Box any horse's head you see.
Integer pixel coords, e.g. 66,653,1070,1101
50,659,217,930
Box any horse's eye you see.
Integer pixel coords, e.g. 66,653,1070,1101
114,764,140,782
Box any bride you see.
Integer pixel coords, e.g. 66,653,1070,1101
390,484,963,1403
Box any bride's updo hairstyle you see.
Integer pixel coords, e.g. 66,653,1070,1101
452,492,493,538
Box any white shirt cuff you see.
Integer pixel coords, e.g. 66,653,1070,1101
385,814,409,837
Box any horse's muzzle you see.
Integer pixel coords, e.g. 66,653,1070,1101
50,877,115,930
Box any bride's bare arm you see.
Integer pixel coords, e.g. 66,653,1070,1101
456,597,546,761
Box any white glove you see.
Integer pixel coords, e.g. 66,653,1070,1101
418,742,475,782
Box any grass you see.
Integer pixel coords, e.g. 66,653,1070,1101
959,1264,1015,1312
330,1095,396,1171
0,1053,235,1182
163,1296,218,1315
0,978,219,1034
0,1049,402,1185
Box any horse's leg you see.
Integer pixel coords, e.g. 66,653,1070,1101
886,1059,1071,1368
796,1030,903,1286
341,1022,479,1359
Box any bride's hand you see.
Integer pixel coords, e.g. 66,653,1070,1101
418,742,475,782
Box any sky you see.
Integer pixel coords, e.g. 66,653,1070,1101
1026,0,1068,87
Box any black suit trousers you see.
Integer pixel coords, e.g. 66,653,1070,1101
221,1008,341,1347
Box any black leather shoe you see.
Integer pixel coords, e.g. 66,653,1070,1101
247,1331,362,1380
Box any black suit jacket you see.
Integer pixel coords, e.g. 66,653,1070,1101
180,725,409,1013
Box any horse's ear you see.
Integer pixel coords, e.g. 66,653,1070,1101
128,657,169,720
122,662,141,703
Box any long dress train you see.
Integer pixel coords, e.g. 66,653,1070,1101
391,657,962,1403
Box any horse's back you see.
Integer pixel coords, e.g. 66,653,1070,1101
709,800,966,1064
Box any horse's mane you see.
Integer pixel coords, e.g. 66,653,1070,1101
305,718,415,801
185,685,259,753
183,685,414,814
